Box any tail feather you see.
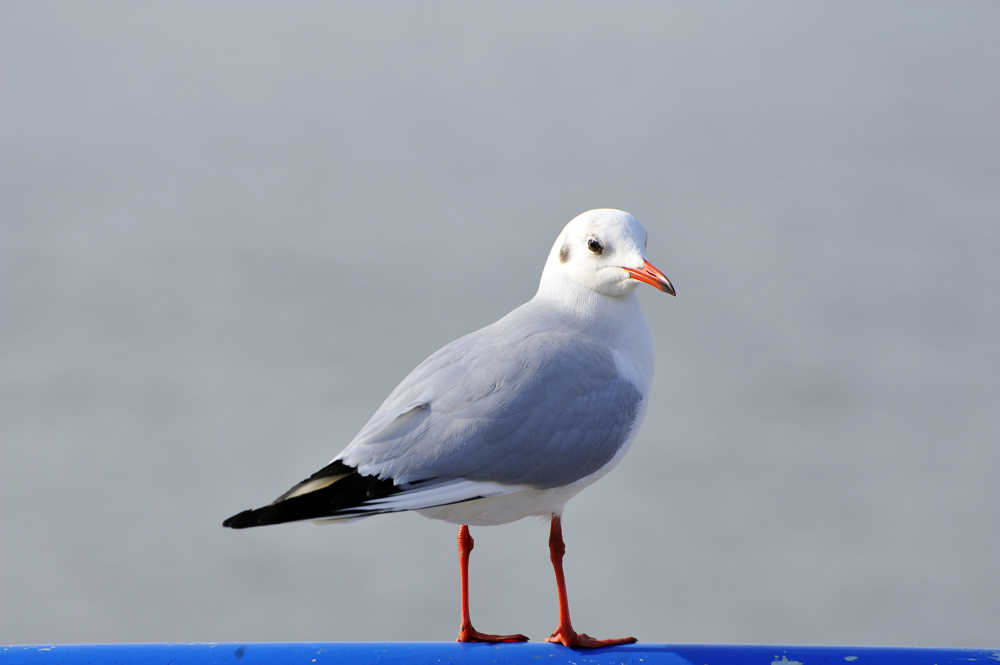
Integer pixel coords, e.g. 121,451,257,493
221,461,399,529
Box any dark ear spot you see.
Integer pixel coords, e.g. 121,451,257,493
559,243,570,263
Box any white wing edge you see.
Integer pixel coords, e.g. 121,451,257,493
311,478,520,524
360,478,517,511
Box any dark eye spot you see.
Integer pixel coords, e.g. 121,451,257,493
587,237,603,255
559,243,570,263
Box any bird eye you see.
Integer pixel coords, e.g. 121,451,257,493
586,237,603,255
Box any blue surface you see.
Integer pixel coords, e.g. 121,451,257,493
2,643,999,665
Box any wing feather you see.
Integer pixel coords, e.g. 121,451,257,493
337,304,643,489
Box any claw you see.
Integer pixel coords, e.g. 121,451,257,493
458,625,529,643
547,626,636,649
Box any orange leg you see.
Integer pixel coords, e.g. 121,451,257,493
455,525,529,643
546,515,637,649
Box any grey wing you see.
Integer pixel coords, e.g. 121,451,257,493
336,327,643,490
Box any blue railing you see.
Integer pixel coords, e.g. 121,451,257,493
2,642,998,665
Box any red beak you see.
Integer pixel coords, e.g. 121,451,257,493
623,260,676,295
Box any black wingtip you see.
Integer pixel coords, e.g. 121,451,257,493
222,509,261,529
221,463,403,529
221,501,310,529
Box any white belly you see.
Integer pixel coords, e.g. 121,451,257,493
417,483,583,526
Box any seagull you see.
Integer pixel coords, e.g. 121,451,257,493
222,208,675,648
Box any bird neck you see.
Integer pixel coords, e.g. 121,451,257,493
533,274,645,338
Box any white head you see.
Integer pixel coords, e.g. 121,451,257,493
537,209,675,301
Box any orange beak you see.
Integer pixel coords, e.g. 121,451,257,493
623,260,676,295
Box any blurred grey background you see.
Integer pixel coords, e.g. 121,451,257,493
2,1,998,648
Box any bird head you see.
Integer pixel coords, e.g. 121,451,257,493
539,209,675,300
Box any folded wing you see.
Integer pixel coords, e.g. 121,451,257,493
222,306,643,528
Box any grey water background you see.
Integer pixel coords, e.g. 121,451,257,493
2,1,998,647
